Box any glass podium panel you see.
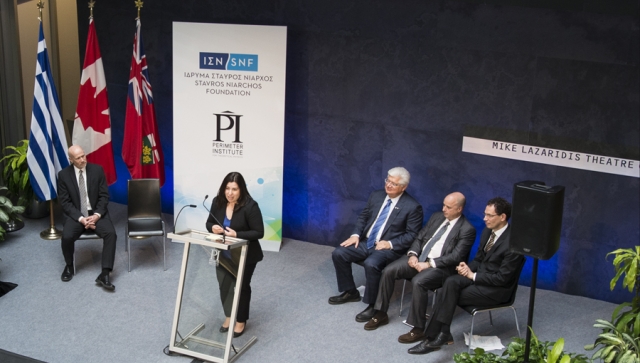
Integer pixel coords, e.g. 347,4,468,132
167,230,256,363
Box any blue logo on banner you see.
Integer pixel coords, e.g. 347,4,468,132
200,52,258,72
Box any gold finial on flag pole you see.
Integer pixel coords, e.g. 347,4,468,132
88,0,95,18
134,0,143,19
36,0,44,20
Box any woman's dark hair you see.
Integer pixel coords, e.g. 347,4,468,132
215,172,252,210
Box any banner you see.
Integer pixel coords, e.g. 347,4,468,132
172,22,287,251
462,136,639,178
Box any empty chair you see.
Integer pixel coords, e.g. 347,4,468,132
125,178,165,271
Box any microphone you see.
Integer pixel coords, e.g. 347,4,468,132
173,204,196,233
202,195,226,243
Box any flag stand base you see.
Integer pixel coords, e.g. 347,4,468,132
40,226,62,240
40,201,62,240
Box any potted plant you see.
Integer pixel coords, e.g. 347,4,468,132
0,186,26,240
585,246,640,363
453,328,588,363
0,139,48,218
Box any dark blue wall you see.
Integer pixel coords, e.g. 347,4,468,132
76,0,639,304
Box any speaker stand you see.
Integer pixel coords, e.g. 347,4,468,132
523,257,538,363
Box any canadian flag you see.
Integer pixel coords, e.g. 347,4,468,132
73,18,117,185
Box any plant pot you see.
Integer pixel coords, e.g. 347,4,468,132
1,219,24,232
23,199,49,219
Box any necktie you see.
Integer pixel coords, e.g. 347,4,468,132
79,170,88,217
484,232,497,252
366,199,392,249
419,221,450,262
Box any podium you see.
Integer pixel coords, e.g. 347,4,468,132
167,229,257,362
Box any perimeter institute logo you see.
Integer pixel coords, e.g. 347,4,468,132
212,111,244,158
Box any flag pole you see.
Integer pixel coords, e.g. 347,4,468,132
34,0,63,240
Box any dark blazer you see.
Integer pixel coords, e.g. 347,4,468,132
407,212,476,275
468,226,524,302
57,163,110,222
352,189,423,253
206,197,264,264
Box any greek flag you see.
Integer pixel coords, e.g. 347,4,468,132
26,22,70,202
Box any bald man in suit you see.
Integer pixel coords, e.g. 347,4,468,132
58,145,117,291
363,192,476,344
407,197,524,355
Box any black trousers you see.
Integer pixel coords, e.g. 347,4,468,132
61,213,117,269
216,262,258,323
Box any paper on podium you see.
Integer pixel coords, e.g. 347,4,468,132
464,333,505,351
205,234,224,242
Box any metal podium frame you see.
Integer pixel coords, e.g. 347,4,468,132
167,229,257,363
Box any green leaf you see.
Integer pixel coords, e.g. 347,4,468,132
0,210,8,223
548,338,565,363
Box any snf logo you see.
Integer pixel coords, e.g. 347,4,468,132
200,52,258,72
214,111,242,142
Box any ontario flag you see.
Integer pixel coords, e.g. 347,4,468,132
122,18,165,186
73,18,117,185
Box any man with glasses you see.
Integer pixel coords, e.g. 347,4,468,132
329,167,423,324
363,192,476,342
407,197,524,355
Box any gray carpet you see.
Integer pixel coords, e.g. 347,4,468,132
0,203,616,363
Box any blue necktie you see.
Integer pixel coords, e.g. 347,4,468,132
419,221,450,262
366,199,392,249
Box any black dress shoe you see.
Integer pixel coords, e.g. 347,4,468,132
328,290,361,305
355,306,376,322
219,326,229,333
426,332,454,348
95,273,115,291
61,265,74,282
408,339,437,355
364,311,389,330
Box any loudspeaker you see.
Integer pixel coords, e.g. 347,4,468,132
510,181,565,260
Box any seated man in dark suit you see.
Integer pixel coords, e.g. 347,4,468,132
363,192,476,343
329,167,423,323
407,197,524,354
58,145,117,291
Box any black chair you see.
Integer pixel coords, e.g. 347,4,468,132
459,259,526,353
125,179,165,272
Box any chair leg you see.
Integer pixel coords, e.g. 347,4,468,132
511,307,521,338
163,234,166,271
127,235,131,272
399,280,407,317
468,313,477,354
489,311,493,326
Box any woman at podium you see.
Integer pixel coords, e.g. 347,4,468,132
206,172,264,338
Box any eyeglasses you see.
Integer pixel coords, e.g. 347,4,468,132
384,178,401,188
483,213,499,218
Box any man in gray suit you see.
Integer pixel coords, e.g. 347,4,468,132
329,167,423,323
363,192,476,344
